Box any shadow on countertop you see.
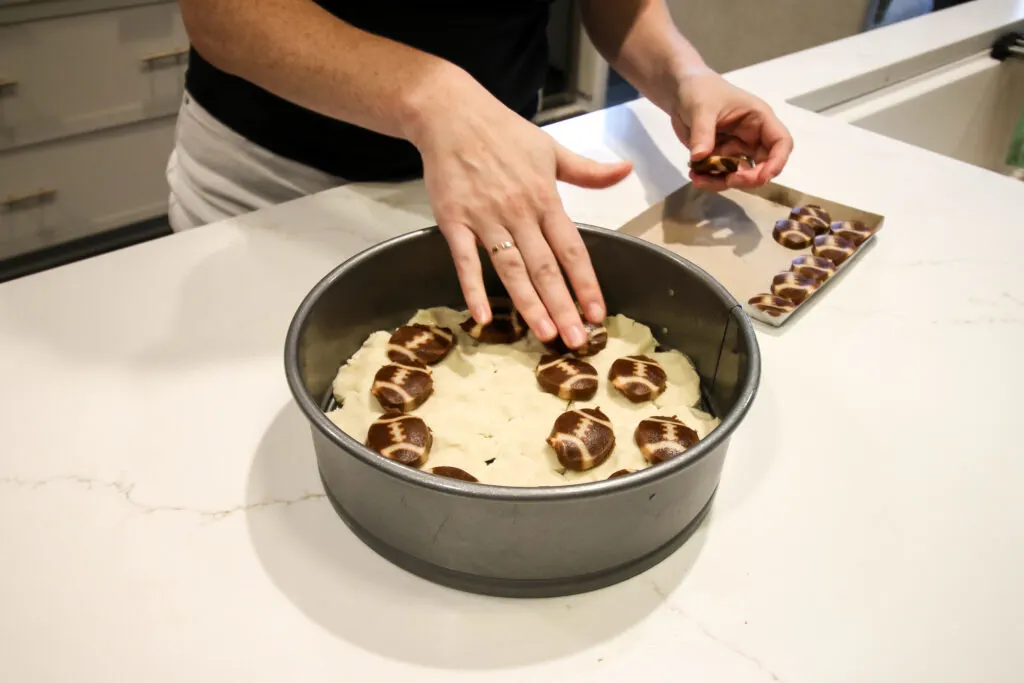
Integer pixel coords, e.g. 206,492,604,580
600,107,689,207
244,402,712,670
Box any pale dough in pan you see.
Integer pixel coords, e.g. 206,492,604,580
328,308,719,487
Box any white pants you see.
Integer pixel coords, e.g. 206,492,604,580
166,93,346,232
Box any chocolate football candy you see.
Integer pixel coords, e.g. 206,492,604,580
371,360,433,412
461,306,527,343
608,355,668,403
431,466,478,482
544,321,608,357
747,294,795,317
535,354,599,401
812,234,856,266
794,215,829,235
830,220,874,247
386,324,455,365
546,407,616,472
689,155,750,175
772,219,815,249
791,204,832,227
366,411,433,467
790,255,836,282
634,415,700,465
771,271,819,305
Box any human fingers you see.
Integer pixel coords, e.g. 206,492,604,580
477,223,558,342
439,221,491,324
688,170,730,192
757,111,794,183
554,143,633,189
509,219,586,347
723,164,766,189
684,105,719,160
541,206,606,325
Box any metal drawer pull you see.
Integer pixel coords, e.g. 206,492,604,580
1,188,57,210
140,47,189,69
0,78,17,96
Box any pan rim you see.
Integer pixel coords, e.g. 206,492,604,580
284,223,760,502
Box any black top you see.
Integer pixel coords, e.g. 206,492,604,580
185,0,554,181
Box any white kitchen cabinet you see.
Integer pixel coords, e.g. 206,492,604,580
0,116,176,259
0,1,184,263
0,2,186,150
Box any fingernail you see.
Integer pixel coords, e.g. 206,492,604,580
586,303,605,322
537,319,557,340
472,305,491,324
568,325,587,348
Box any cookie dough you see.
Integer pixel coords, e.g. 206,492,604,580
327,307,719,487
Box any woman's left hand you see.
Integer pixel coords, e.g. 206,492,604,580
671,68,794,192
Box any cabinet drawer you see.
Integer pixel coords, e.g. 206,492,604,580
0,116,175,259
0,2,187,150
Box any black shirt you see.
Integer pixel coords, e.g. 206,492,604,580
185,0,554,181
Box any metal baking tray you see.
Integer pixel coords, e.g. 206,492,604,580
619,182,885,326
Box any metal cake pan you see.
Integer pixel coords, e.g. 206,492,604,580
284,224,760,598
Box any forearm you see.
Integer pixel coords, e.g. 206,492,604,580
179,0,479,145
579,0,707,113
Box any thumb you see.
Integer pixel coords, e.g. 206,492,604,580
686,106,718,159
555,144,633,189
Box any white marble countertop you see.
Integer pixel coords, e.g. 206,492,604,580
3,5,1024,682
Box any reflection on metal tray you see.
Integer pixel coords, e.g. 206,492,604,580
619,182,885,327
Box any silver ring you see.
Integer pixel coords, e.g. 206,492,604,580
490,240,516,255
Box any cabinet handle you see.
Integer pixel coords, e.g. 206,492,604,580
140,47,189,69
1,188,57,210
0,78,17,96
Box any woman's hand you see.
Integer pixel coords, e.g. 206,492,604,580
671,68,793,192
408,75,633,348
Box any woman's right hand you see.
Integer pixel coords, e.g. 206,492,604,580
405,71,633,349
